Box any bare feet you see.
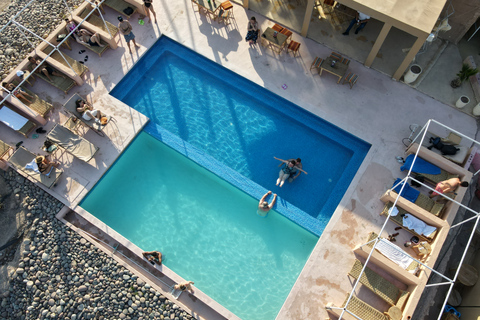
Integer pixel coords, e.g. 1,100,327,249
276,179,280,186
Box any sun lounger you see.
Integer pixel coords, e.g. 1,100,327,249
391,178,445,216
0,139,12,159
401,154,458,184
78,5,119,36
63,93,111,136
11,80,54,119
0,105,37,137
349,259,410,310
381,202,438,242
102,0,137,18
46,124,99,162
9,147,62,188
42,46,89,77
327,294,388,320
29,63,76,94
367,232,420,273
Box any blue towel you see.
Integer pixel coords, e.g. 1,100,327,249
392,178,419,203
400,154,441,175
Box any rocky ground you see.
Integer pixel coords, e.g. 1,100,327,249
0,0,84,79
0,169,194,320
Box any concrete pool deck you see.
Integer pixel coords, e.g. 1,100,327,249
1,1,479,319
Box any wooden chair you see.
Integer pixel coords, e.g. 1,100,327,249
310,57,324,72
286,41,301,57
272,23,284,32
341,57,350,65
330,51,342,61
280,28,293,42
218,8,232,25
343,72,358,89
220,1,234,18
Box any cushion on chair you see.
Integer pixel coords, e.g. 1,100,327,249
311,57,323,69
272,24,284,32
341,58,350,65
221,0,233,10
350,74,359,85
280,28,292,38
288,41,300,52
330,52,342,60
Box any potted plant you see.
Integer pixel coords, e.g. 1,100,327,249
451,63,479,88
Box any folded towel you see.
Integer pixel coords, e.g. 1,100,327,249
401,154,441,175
0,106,29,130
388,206,399,217
403,214,437,237
376,239,413,270
392,178,420,203
24,159,40,173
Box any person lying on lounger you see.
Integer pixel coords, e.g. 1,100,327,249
174,281,194,293
142,251,162,265
75,29,105,47
76,98,104,123
28,56,66,82
2,82,34,104
430,177,469,198
274,157,307,187
35,156,60,176
258,191,277,217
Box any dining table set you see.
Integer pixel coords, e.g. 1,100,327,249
192,0,233,23
311,52,358,88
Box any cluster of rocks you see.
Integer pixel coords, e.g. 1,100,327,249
0,0,84,79
0,169,194,320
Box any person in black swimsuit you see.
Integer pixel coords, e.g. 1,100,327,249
142,251,162,265
143,0,157,24
75,29,105,47
28,56,66,82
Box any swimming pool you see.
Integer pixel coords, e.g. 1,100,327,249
110,36,370,235
82,36,370,319
81,132,319,320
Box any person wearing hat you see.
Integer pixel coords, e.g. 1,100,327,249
35,156,60,176
257,191,277,217
117,16,139,53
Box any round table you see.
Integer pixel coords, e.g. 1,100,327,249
457,264,479,286
447,288,462,306
386,306,402,320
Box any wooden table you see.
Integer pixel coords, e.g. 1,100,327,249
194,0,221,19
319,56,348,83
386,306,402,320
261,27,288,54
457,264,478,286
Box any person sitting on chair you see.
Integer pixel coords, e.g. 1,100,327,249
35,156,59,176
142,251,162,265
76,98,103,122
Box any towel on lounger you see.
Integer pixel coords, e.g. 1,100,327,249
403,214,437,237
0,106,29,130
388,206,399,217
24,159,40,173
376,239,413,270
401,154,441,175
392,178,420,203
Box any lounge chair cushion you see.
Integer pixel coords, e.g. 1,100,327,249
9,147,62,188
0,106,29,130
47,124,99,162
341,294,388,320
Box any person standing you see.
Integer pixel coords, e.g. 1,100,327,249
143,0,157,23
118,16,139,53
343,11,370,35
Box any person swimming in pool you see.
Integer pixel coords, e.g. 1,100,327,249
274,157,307,187
142,251,162,265
257,191,277,217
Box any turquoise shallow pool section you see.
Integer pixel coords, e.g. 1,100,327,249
81,132,318,320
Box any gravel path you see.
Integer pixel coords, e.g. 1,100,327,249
0,169,194,320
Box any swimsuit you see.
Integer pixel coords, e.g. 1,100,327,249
282,164,295,175
431,182,444,197
45,66,55,75
87,38,99,46
144,0,152,7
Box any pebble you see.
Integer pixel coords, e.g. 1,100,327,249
0,168,196,319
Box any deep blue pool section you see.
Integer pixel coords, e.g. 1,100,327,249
110,36,370,235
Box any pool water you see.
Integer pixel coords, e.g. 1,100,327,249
81,132,318,320
111,36,370,226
